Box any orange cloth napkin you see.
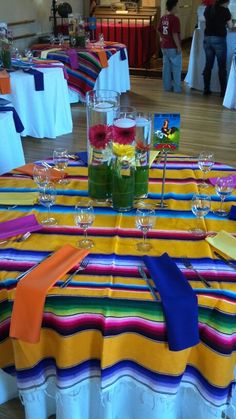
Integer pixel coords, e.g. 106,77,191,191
0,70,11,94
14,163,67,181
92,49,108,68
10,244,89,343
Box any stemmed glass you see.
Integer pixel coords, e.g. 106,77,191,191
75,202,95,249
24,49,33,63
38,184,57,226
198,152,214,188
214,176,234,216
53,148,69,184
33,164,51,190
135,203,155,251
191,194,211,237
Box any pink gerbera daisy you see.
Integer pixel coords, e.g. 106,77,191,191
113,125,135,145
89,124,112,149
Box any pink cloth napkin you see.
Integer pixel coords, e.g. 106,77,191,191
0,214,42,240
209,175,236,187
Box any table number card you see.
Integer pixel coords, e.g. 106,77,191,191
153,113,180,151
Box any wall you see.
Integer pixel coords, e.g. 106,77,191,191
1,0,85,49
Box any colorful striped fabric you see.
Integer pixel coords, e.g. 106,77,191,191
0,155,236,415
31,44,127,99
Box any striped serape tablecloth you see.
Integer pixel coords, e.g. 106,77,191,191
0,155,236,419
31,43,127,100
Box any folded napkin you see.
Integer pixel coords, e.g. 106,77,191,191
209,175,236,188
229,205,236,220
23,68,44,91
40,48,62,59
67,49,79,69
143,253,199,351
0,192,37,206
0,69,11,94
0,106,24,133
10,245,89,343
149,150,161,168
206,230,236,259
0,98,10,106
0,214,42,240
15,163,67,181
75,151,88,165
119,48,126,61
92,49,108,68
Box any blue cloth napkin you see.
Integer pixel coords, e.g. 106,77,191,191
229,205,236,220
0,106,24,133
75,151,88,165
120,48,127,61
143,252,199,351
23,68,44,91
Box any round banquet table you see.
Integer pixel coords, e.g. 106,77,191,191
185,29,236,92
0,67,73,139
223,55,236,109
0,155,236,419
68,49,130,103
0,109,25,175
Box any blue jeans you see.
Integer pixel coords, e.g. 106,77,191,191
161,48,182,93
203,36,227,95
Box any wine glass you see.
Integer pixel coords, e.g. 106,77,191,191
53,148,69,184
214,176,234,216
24,49,33,63
75,202,95,248
191,194,211,237
198,152,214,188
58,33,64,46
38,184,57,226
33,164,50,190
135,203,155,251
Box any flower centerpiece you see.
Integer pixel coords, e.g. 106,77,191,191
111,108,136,212
0,28,12,69
135,113,152,199
86,90,120,201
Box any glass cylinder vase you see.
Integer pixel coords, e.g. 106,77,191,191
112,107,136,212
86,90,120,202
135,112,152,199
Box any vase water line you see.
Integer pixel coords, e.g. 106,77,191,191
86,90,120,201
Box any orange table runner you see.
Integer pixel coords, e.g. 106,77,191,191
0,70,11,94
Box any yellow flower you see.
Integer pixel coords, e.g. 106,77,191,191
113,142,135,159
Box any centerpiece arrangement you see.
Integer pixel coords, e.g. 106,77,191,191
0,28,12,69
86,94,152,212
112,107,136,212
135,112,151,199
86,90,120,202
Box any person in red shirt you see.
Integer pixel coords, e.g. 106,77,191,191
158,0,182,93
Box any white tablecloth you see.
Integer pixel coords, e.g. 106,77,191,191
68,49,130,103
0,375,235,419
0,110,25,175
185,30,236,92
223,55,236,109
0,67,73,139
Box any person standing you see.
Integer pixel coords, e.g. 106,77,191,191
203,0,233,97
157,0,182,93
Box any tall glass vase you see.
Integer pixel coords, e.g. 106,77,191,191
135,113,152,199
86,90,120,201
112,107,136,212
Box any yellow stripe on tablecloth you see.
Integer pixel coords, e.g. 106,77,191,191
9,330,236,388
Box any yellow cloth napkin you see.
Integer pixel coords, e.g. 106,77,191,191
40,48,62,59
149,150,161,167
206,230,236,259
0,192,38,205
